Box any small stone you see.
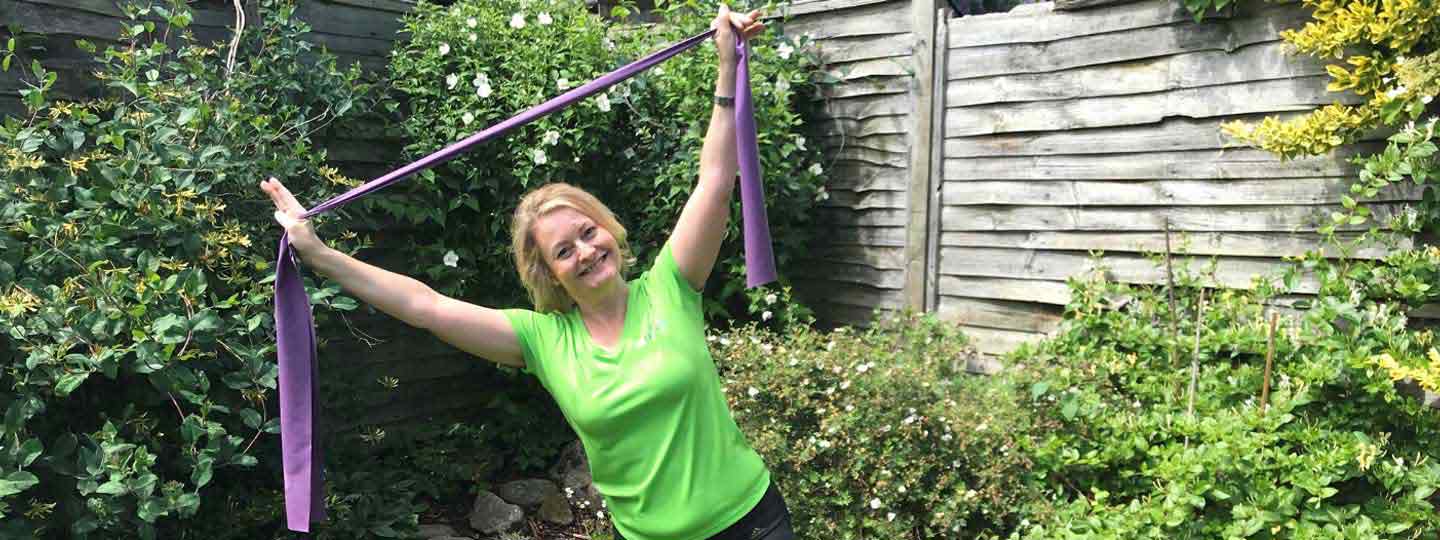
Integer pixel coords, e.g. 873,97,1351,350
418,523,460,538
498,478,558,508
537,491,574,525
468,491,524,534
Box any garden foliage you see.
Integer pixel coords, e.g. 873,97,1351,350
0,1,375,536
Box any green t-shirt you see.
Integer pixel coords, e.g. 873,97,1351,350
503,242,770,540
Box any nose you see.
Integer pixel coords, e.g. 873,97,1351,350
577,241,598,262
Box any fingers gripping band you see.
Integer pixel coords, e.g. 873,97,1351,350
274,28,776,532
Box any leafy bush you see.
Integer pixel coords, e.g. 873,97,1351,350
0,1,375,536
1222,0,1438,157
385,0,829,320
712,313,1047,539
1004,257,1440,538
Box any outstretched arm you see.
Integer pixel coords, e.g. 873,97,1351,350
668,5,765,292
261,178,525,368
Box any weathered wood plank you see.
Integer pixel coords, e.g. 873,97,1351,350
810,245,909,270
905,0,938,311
948,5,1308,79
817,92,913,121
826,162,912,191
782,0,900,17
938,230,1408,259
939,203,1406,232
814,76,912,100
941,178,1422,206
811,33,914,64
825,145,909,167
807,298,890,327
818,207,908,227
946,41,1327,107
823,188,909,210
937,275,1075,304
942,146,1375,181
827,56,913,80
799,260,908,288
820,133,910,154
814,114,911,137
952,324,1048,356
936,295,1063,333
1054,0,1149,11
925,6,949,312
19,0,407,41
802,280,907,309
943,114,1299,157
786,1,913,40
945,76,1355,136
822,226,909,247
947,0,1198,48
937,246,1320,292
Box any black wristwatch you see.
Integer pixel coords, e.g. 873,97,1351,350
714,95,735,107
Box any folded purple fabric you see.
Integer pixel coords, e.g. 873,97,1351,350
275,28,775,532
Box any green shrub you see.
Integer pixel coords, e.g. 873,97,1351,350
384,0,829,321
1006,257,1440,539
0,1,376,537
712,312,1046,540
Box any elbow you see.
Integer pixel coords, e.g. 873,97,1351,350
403,288,444,330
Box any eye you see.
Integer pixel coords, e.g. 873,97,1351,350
556,246,571,260
582,226,596,239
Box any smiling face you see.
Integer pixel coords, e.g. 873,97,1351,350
531,206,622,302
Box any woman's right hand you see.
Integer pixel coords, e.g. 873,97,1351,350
261,177,325,255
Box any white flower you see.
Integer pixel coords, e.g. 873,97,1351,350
557,78,570,90
817,439,831,449
1387,85,1408,99
543,130,561,145
461,111,474,125
465,17,477,28
1424,95,1434,105
762,310,773,321
776,41,795,59
438,43,450,56
446,73,459,89
809,163,824,175
510,12,526,29
474,74,493,98
623,148,635,159
443,250,459,267
596,93,611,112
468,33,477,42
845,404,854,411
775,78,790,93
473,73,488,87
869,498,882,509
764,293,777,304
603,38,615,50
795,136,806,151
538,12,552,25
748,387,759,397
531,148,548,164
942,433,952,442
815,187,829,202
887,512,896,522
856,362,870,373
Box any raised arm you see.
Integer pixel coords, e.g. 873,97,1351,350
261,178,525,368
668,6,765,291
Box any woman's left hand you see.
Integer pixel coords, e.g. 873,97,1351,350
712,4,765,65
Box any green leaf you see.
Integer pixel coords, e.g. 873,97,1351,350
178,107,197,125
0,471,39,497
18,438,42,468
191,456,213,489
96,479,129,495
55,371,90,396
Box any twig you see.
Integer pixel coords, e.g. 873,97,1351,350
225,0,246,79
1165,219,1179,369
240,397,266,457
1187,289,1205,419
1260,312,1278,414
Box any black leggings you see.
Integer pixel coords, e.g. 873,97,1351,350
613,481,794,540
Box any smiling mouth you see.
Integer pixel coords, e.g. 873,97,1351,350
578,251,607,278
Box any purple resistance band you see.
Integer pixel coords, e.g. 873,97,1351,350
274,28,776,532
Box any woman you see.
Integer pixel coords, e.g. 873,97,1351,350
260,6,792,540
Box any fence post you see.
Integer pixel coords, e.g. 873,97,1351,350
904,0,941,312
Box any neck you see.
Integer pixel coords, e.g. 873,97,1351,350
576,279,628,323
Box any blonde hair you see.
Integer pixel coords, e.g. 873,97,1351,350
511,183,632,313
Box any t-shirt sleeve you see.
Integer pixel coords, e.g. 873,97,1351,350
501,308,550,379
648,241,704,319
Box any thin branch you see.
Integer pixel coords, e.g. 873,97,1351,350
1260,311,1278,414
1187,289,1205,420
1165,219,1178,369
225,0,246,79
